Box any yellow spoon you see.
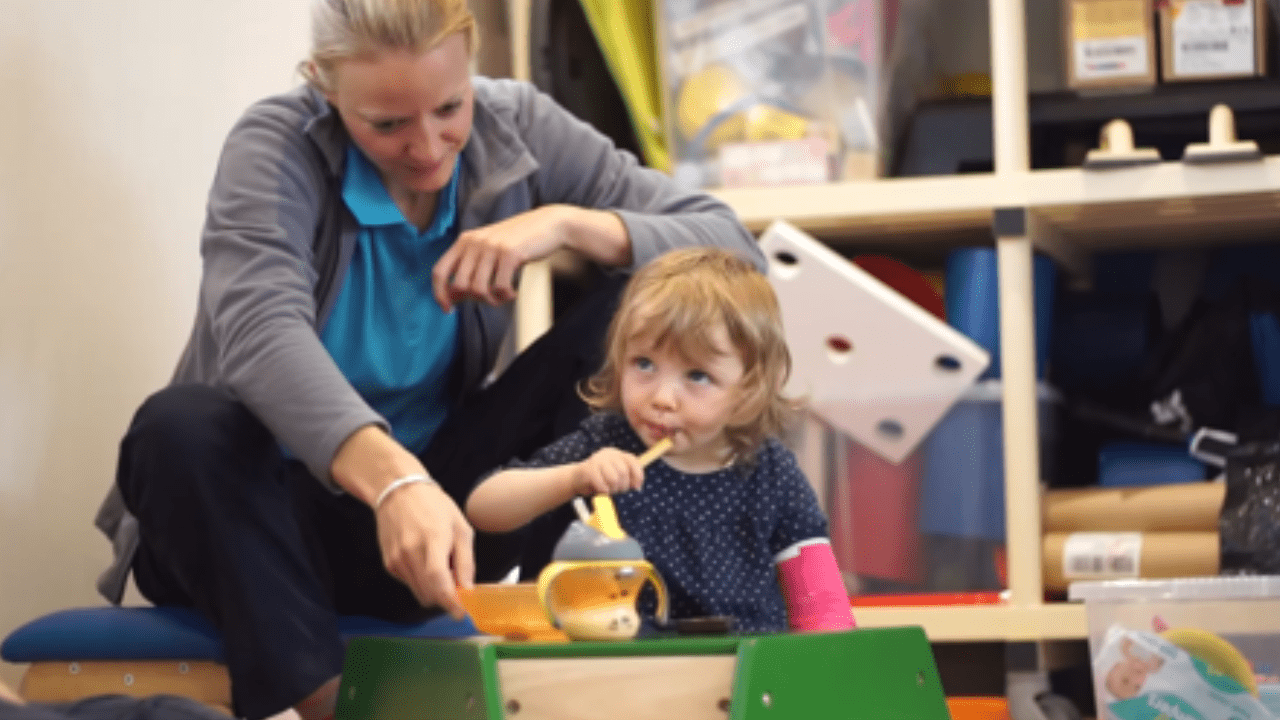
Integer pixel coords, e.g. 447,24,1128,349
636,436,674,467
577,437,673,540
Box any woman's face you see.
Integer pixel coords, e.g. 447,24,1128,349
326,32,474,198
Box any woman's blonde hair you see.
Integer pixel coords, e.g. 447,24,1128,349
299,0,478,94
582,247,797,463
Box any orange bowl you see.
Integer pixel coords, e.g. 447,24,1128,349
457,583,569,643
946,696,1011,720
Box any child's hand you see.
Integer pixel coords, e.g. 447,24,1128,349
573,447,646,495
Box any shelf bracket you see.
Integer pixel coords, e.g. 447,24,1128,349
1027,210,1090,290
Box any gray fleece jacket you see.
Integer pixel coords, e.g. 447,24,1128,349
94,77,762,603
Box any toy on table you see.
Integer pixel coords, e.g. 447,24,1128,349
534,439,673,641
456,439,673,643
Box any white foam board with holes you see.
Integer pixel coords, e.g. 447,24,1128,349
760,220,991,463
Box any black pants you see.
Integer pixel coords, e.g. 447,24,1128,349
115,277,622,720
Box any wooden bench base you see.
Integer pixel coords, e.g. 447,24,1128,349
19,660,231,714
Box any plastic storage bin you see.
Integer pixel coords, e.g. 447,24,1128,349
920,379,1058,543
788,413,929,597
1069,576,1280,720
828,438,925,590
790,379,1057,598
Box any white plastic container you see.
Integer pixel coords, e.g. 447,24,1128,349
1070,576,1280,720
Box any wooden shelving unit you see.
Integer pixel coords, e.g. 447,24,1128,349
506,0,1280,644
852,602,1087,642
716,155,1280,273
716,156,1280,243
713,154,1280,642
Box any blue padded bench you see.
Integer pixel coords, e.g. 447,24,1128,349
1,606,478,712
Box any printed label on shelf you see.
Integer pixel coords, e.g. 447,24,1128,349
1063,532,1143,579
720,137,832,188
1073,36,1151,79
1171,0,1256,76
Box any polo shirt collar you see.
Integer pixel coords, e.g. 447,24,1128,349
342,144,459,236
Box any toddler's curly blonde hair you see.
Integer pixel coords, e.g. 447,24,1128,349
581,247,797,463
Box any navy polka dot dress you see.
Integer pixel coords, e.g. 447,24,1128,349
507,412,830,633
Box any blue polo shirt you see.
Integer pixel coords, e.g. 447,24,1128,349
320,144,460,454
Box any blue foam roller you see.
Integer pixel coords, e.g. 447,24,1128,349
920,381,1057,542
945,247,1056,379
1097,441,1207,488
1251,311,1280,407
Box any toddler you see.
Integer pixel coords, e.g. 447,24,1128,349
466,247,854,633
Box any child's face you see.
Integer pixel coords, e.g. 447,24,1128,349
620,323,746,473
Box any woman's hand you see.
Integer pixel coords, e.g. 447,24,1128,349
432,205,630,312
571,447,645,496
374,479,475,619
331,426,475,618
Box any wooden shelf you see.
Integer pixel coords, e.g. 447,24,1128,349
712,154,1280,248
1024,157,1280,249
852,602,1088,642
711,174,1001,242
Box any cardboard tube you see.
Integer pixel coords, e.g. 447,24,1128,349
1043,481,1224,532
1043,531,1219,590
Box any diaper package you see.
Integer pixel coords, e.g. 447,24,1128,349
1093,624,1275,720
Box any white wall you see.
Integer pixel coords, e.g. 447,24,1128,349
0,0,313,688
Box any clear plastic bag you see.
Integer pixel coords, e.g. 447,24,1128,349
655,0,889,188
1219,440,1280,575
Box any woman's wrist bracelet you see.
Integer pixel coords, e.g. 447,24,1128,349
373,473,437,510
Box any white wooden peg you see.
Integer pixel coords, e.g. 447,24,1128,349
1083,119,1161,169
1182,103,1262,164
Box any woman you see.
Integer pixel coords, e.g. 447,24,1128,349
92,1,761,718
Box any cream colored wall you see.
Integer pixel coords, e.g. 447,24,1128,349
0,0,313,688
